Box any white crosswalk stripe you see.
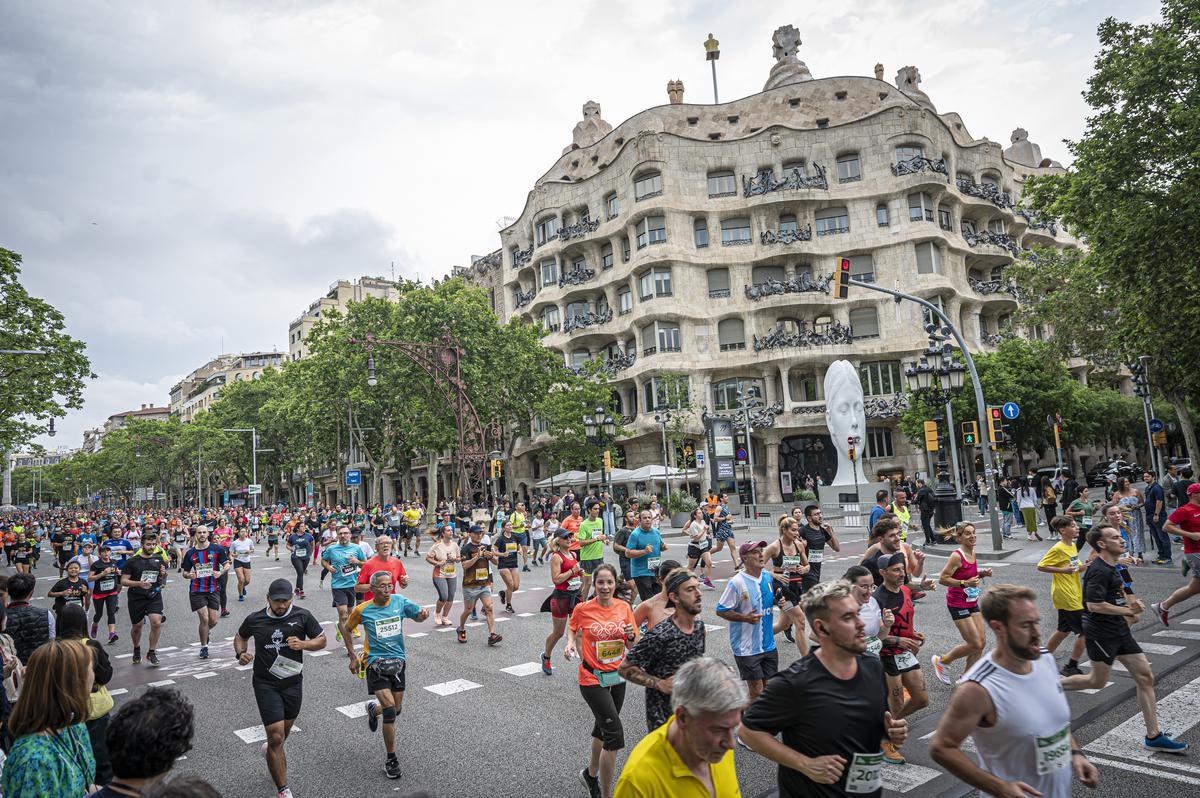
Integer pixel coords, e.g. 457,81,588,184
234,725,301,744
192,672,217,679
147,679,176,687
882,763,942,793
1153,630,1200,640
335,700,373,718
424,678,482,696
500,662,544,677
1084,674,1200,781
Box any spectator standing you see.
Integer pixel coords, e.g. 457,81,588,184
1144,472,1171,566
5,573,54,665
56,604,114,785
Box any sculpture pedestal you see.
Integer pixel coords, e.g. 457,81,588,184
819,485,863,505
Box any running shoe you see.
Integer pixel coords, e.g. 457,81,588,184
90,623,98,639
108,632,119,645
1150,602,1170,627
881,741,906,765
146,650,160,667
579,767,600,798
1060,662,1083,676
278,789,293,798
505,604,515,614
238,594,244,602
541,652,552,675
457,628,467,643
499,589,506,604
522,565,530,572
1144,732,1188,753
487,632,503,646
702,577,715,590
131,647,142,665
783,627,795,643
470,610,478,621
931,654,951,685
199,646,208,660
384,756,402,779
220,609,231,618
366,701,379,732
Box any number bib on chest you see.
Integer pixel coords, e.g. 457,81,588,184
845,752,883,794
807,549,824,564
474,567,489,582
782,555,803,573
340,564,358,576
505,543,518,554
193,563,213,580
268,654,303,680
964,586,981,603
440,564,456,578
98,578,116,593
567,577,582,591
293,548,308,559
142,570,158,585
647,557,661,572
1035,725,1071,775
373,615,403,639
893,650,919,670
594,638,625,665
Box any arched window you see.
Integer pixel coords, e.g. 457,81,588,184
717,318,746,351
600,242,613,269
849,307,880,339
876,204,890,227
938,203,953,231
908,192,934,222
776,317,803,334
535,215,560,246
836,153,861,182
895,144,924,164
779,214,799,233
813,314,833,333
707,268,730,298
720,218,752,245
752,265,786,284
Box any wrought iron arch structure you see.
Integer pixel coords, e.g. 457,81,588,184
349,329,500,505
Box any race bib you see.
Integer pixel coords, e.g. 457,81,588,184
865,636,882,656
647,557,661,572
193,563,214,579
294,548,308,559
98,579,116,593
1035,725,1071,775
595,638,625,665
782,555,803,573
341,563,359,576
474,567,489,582
1069,556,1080,570
845,752,883,794
807,549,824,564
268,654,303,680
142,570,159,585
894,650,919,670
374,615,403,639
441,564,456,579
506,543,518,554
964,586,981,603
567,577,582,591
693,537,711,551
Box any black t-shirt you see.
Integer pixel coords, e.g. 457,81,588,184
996,485,1014,512
1082,558,1130,639
623,616,706,732
1174,479,1195,507
237,605,323,688
461,541,494,586
800,523,831,556
915,486,936,513
614,525,634,563
121,554,166,598
742,653,888,798
50,577,88,611
90,560,122,596
495,534,519,569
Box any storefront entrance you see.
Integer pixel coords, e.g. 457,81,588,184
779,435,837,499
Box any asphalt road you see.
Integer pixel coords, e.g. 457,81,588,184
24,515,1200,798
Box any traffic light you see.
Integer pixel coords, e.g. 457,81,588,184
987,406,1006,444
489,459,501,479
923,420,939,452
847,435,857,462
961,421,979,446
834,257,851,299
603,450,613,472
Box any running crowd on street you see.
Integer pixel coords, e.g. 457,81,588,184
0,473,1197,797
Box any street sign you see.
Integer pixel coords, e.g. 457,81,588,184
1149,418,1165,433
1002,402,1020,420
717,460,735,478
1153,431,1168,446
695,451,705,467
345,469,362,486
735,447,748,463
248,484,262,495
155,492,166,500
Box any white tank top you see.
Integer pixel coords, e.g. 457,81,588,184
961,650,1073,798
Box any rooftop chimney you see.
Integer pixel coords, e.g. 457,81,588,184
874,63,884,81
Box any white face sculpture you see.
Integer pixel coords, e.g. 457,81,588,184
824,360,868,486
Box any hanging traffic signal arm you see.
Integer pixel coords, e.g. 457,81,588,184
835,258,851,299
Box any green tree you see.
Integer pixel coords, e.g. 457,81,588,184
1011,0,1200,462
0,248,94,454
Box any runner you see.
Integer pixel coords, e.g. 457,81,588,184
530,510,548,566
683,508,715,589
425,524,460,626
844,564,892,659
181,525,230,660
740,579,908,798
716,541,785,701
343,570,429,780
286,521,315,599
1062,523,1187,752
1150,482,1200,626
627,510,667,602
542,529,585,674
619,569,707,733
170,523,190,571
930,522,993,684
235,578,327,798
612,510,638,602
930,584,1100,797
1037,515,1088,676
566,563,638,798
231,526,255,602
355,536,409,601
861,515,934,597
494,521,522,613
577,502,609,600
47,560,89,614
798,504,842,592
317,523,337,589
400,502,422,557
764,515,810,652
119,530,168,666
265,519,282,561
211,521,233,618
11,532,32,575
874,551,929,764
511,502,531,572
456,524,502,646
89,544,122,643
707,493,741,571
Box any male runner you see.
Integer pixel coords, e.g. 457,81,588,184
874,551,929,764
321,526,364,641
576,502,608,599
798,504,841,591
1150,482,1200,625
716,541,785,701
120,530,168,666
235,578,327,798
344,570,429,779
181,526,231,659
627,510,667,602
1036,516,1088,675
356,536,409,600
511,502,531,572
457,525,502,646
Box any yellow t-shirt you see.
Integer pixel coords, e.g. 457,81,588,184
1037,541,1082,611
614,716,741,798
402,509,421,526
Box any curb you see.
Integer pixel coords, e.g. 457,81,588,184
923,545,1025,561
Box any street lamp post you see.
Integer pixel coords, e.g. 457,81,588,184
653,410,674,507
735,382,762,507
904,328,968,532
1130,356,1161,479
584,405,617,528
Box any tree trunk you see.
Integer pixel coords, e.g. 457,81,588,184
1167,391,1197,467
425,455,439,512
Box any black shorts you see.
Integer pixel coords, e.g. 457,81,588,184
234,560,251,570
331,587,357,607
881,652,922,676
580,558,603,575
267,536,279,545
734,650,779,681
58,550,75,565
948,605,980,621
399,526,416,540
366,660,406,694
188,592,220,612
128,593,164,624
618,557,631,581
687,544,712,562
253,679,303,726
1056,608,1084,635
1086,632,1142,666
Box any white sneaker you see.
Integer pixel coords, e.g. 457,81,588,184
278,789,294,798
931,654,952,685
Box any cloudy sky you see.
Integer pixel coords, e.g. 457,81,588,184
3,0,1159,451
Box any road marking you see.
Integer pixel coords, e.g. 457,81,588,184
319,620,335,625
882,763,942,793
114,653,133,659
335,700,373,718
435,627,456,633
1088,755,1200,785
157,646,179,652
408,632,428,638
517,612,536,617
705,624,725,632
1140,642,1185,655
500,662,545,677
495,617,510,622
1080,681,1114,694
979,562,1010,568
264,567,283,571
1153,630,1200,640
1084,675,1200,770
918,730,975,752
236,664,254,671
234,725,302,744
424,679,482,696
1181,618,1200,626
1083,661,1127,673
192,672,217,679
466,622,483,627
308,651,331,657
109,688,128,697
147,679,175,687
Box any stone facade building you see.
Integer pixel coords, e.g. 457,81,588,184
288,277,401,362
459,28,1082,504
169,351,285,422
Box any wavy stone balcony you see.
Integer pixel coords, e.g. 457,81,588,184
742,163,829,197
1017,208,1058,236
891,156,948,177
557,263,595,288
744,272,832,301
567,350,636,378
513,244,534,269
956,179,1015,210
557,217,600,242
563,308,613,333
968,277,1020,299
514,287,537,309
760,225,813,245
752,321,853,352
962,227,1020,256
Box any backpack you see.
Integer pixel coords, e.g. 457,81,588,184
0,633,24,702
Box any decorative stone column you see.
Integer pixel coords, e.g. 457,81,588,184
779,365,793,408
764,438,782,502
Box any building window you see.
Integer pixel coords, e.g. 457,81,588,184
539,258,559,287
981,173,1001,191
706,170,736,197
656,322,681,352
694,218,709,248
644,376,688,411
707,268,730,298
618,287,632,315
836,153,861,182
988,218,1006,234
915,241,942,274
783,160,807,177
570,349,590,369
956,171,972,185
777,317,802,334
566,301,589,322
634,170,662,200
876,204,890,227
849,307,880,339
535,216,560,246
922,295,946,327
792,372,817,402
717,318,746,351
815,206,850,236
895,144,924,164
866,427,895,459
636,215,666,248
848,254,875,283
720,217,752,245
938,204,953,231
639,267,672,299
962,218,978,236
779,214,799,233
541,306,560,331
712,378,764,411
622,237,631,262
859,360,903,395
752,264,786,283
606,192,619,219
908,192,934,222
601,242,613,269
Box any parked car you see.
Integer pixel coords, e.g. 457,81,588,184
1085,459,1140,487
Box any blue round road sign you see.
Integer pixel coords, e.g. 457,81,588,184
1002,402,1020,420
1149,418,1165,433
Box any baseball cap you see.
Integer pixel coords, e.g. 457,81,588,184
1188,482,1200,495
268,578,294,600
738,540,768,557
469,524,485,534
877,551,907,570
553,527,573,539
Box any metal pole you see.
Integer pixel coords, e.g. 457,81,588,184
744,397,758,507
710,60,719,104
944,400,963,496
1137,357,1161,479
850,278,1002,550
197,444,202,508
251,428,258,509
660,420,672,507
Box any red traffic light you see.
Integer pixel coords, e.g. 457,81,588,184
835,258,851,299
990,407,1001,419
840,258,850,271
